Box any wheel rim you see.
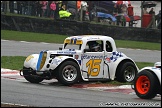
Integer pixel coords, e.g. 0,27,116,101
124,66,136,82
136,75,150,94
62,65,77,81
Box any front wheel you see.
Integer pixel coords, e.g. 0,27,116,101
116,62,137,82
57,61,81,86
134,70,159,99
23,67,44,83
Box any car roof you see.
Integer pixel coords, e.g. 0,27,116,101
65,35,114,42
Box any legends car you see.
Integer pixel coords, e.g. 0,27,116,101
20,35,139,85
132,62,161,99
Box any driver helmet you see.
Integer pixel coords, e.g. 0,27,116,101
87,41,100,52
91,44,100,52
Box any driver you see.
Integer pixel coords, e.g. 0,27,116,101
87,41,101,52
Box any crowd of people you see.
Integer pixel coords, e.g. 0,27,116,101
1,1,69,19
1,1,161,28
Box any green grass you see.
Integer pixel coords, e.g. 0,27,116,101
1,30,161,50
1,56,26,70
1,30,68,44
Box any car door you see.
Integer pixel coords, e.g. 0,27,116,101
81,40,104,79
81,51,104,79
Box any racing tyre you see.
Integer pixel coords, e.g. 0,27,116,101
116,62,137,82
134,70,159,99
23,67,44,83
57,61,81,86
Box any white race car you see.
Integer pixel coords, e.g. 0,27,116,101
133,62,161,99
20,35,139,85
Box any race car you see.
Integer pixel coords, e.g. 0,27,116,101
20,35,139,85
132,62,161,99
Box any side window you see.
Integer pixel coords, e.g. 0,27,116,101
106,41,112,52
86,40,103,52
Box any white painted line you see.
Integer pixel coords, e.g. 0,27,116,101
1,102,30,107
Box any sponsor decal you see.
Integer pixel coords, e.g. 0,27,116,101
57,51,76,54
81,51,123,62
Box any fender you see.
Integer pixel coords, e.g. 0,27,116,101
109,52,139,80
24,54,39,70
139,67,161,85
49,56,80,70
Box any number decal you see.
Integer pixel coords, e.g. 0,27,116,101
86,59,102,76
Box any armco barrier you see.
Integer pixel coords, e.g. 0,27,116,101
1,14,161,43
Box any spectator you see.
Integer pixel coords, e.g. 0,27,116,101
54,1,61,20
148,8,156,28
77,1,81,20
127,4,134,27
46,1,51,17
21,1,26,15
155,10,161,29
31,1,37,16
121,4,127,26
1,1,5,12
9,1,14,13
113,3,118,16
116,4,122,26
41,1,48,17
149,8,155,15
81,1,88,21
35,1,41,17
59,4,72,19
26,1,32,16
17,1,22,14
50,1,56,18
143,7,148,14
87,1,94,22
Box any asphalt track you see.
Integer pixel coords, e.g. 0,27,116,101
1,40,161,107
1,1,161,105
1,70,161,107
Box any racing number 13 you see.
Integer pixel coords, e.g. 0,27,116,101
86,59,102,76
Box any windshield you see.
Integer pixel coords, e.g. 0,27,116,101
64,43,82,50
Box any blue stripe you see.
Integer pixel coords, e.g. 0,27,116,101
36,51,43,71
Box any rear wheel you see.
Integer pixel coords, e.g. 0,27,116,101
23,67,44,83
134,70,159,99
57,61,81,86
116,62,137,82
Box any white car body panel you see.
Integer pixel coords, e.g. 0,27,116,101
23,35,139,81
